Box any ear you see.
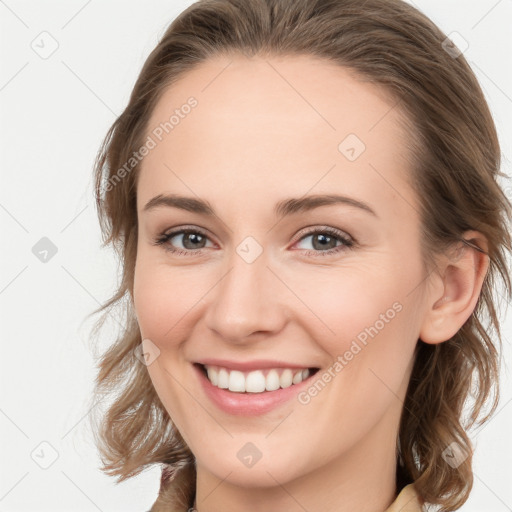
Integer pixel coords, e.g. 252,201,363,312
419,230,490,344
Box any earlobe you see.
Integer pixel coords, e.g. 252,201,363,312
419,231,489,345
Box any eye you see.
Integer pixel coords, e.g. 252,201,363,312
152,225,356,257
292,226,355,257
152,227,214,256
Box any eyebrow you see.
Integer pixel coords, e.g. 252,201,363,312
143,193,378,218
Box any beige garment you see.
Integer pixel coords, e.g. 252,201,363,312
149,464,424,512
385,483,424,512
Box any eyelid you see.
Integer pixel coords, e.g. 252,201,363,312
161,225,214,241
291,225,352,243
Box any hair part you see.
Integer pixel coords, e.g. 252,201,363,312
88,1,512,510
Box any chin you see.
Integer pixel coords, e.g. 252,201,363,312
193,440,312,489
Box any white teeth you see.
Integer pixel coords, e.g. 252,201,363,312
207,366,218,386
265,369,280,391
228,370,245,392
218,368,229,389
203,365,314,393
292,370,303,385
245,370,266,392
280,369,293,388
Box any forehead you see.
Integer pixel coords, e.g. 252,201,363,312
138,54,420,221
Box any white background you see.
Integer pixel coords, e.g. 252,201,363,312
0,0,511,510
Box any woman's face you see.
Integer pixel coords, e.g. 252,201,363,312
133,55,433,488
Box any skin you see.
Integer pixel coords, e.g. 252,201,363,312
132,54,489,512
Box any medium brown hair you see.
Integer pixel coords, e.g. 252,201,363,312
88,1,512,510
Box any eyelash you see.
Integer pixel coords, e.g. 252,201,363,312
152,225,356,258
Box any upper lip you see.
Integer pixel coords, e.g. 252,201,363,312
195,358,318,372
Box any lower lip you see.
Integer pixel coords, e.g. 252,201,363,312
193,364,316,416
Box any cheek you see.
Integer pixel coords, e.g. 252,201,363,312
286,262,409,350
293,261,421,405
132,259,200,429
133,255,202,344
294,276,419,449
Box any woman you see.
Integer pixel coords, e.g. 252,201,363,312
89,0,512,511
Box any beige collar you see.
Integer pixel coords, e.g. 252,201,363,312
385,483,424,511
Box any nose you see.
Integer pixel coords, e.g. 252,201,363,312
203,247,287,344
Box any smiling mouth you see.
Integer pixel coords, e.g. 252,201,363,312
195,363,320,393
